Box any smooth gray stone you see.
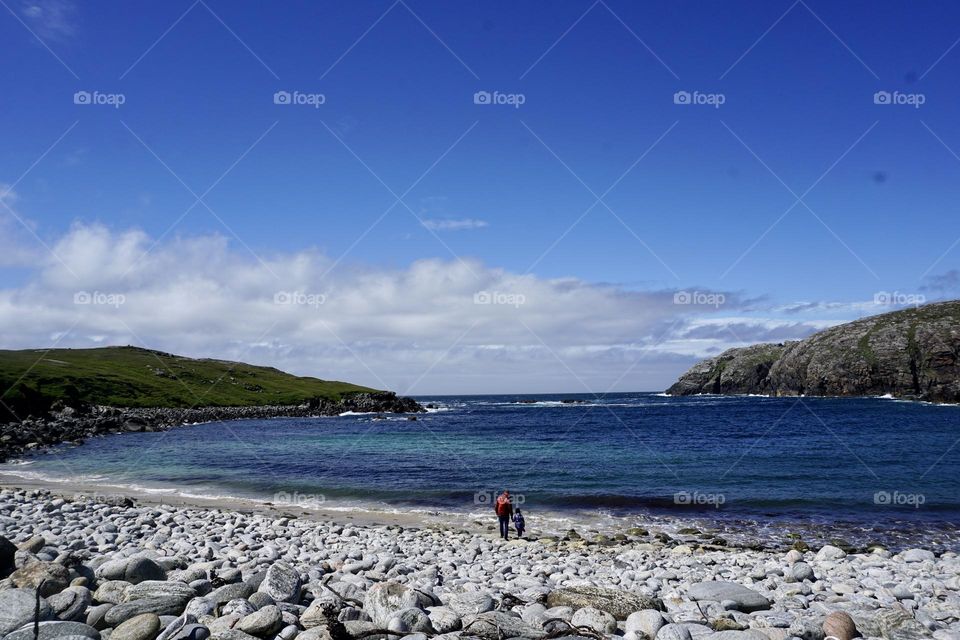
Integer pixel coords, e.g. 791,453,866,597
87,604,115,630
111,613,162,640
657,624,694,640
49,586,93,622
125,582,197,603
792,562,816,582
209,583,255,605
445,592,495,617
461,611,546,640
343,621,384,640
156,613,198,640
6,621,100,640
427,606,462,634
710,632,771,640
236,606,284,637
95,581,133,605
901,549,936,563
125,558,167,585
222,599,258,618
571,607,616,635
209,630,259,640
387,608,435,635
1,588,55,635
248,593,276,610
183,599,217,620
105,597,189,627
173,625,210,640
627,610,666,638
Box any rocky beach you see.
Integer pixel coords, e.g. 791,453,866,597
1,487,957,640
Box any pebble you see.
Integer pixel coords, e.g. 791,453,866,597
112,613,162,640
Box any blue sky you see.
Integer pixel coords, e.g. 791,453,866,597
2,0,960,393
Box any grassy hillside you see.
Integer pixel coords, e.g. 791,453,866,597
0,346,377,412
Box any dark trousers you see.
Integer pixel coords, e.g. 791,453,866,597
498,515,510,539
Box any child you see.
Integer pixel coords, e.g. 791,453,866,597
513,508,526,538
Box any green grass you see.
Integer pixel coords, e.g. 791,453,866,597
0,346,377,410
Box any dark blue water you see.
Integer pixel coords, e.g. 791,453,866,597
7,394,960,549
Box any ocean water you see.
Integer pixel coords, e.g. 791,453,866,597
6,393,960,550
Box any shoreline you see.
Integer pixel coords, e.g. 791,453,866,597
4,467,960,555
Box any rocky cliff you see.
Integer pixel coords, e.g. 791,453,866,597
666,300,960,403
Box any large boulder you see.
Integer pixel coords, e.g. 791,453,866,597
11,560,70,595
257,562,301,604
364,581,433,627
687,582,770,613
462,611,546,640
0,588,55,635
546,587,664,620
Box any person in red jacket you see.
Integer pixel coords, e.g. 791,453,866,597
494,490,514,540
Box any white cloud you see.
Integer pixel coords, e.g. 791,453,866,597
0,223,856,394
20,0,76,42
421,218,488,231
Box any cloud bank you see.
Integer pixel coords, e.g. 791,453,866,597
0,222,892,394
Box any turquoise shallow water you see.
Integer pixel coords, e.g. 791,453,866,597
6,393,960,550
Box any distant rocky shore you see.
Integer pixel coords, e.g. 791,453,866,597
0,488,957,640
668,301,960,403
0,393,424,463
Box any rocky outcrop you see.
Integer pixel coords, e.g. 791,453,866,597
667,301,960,403
0,392,423,462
